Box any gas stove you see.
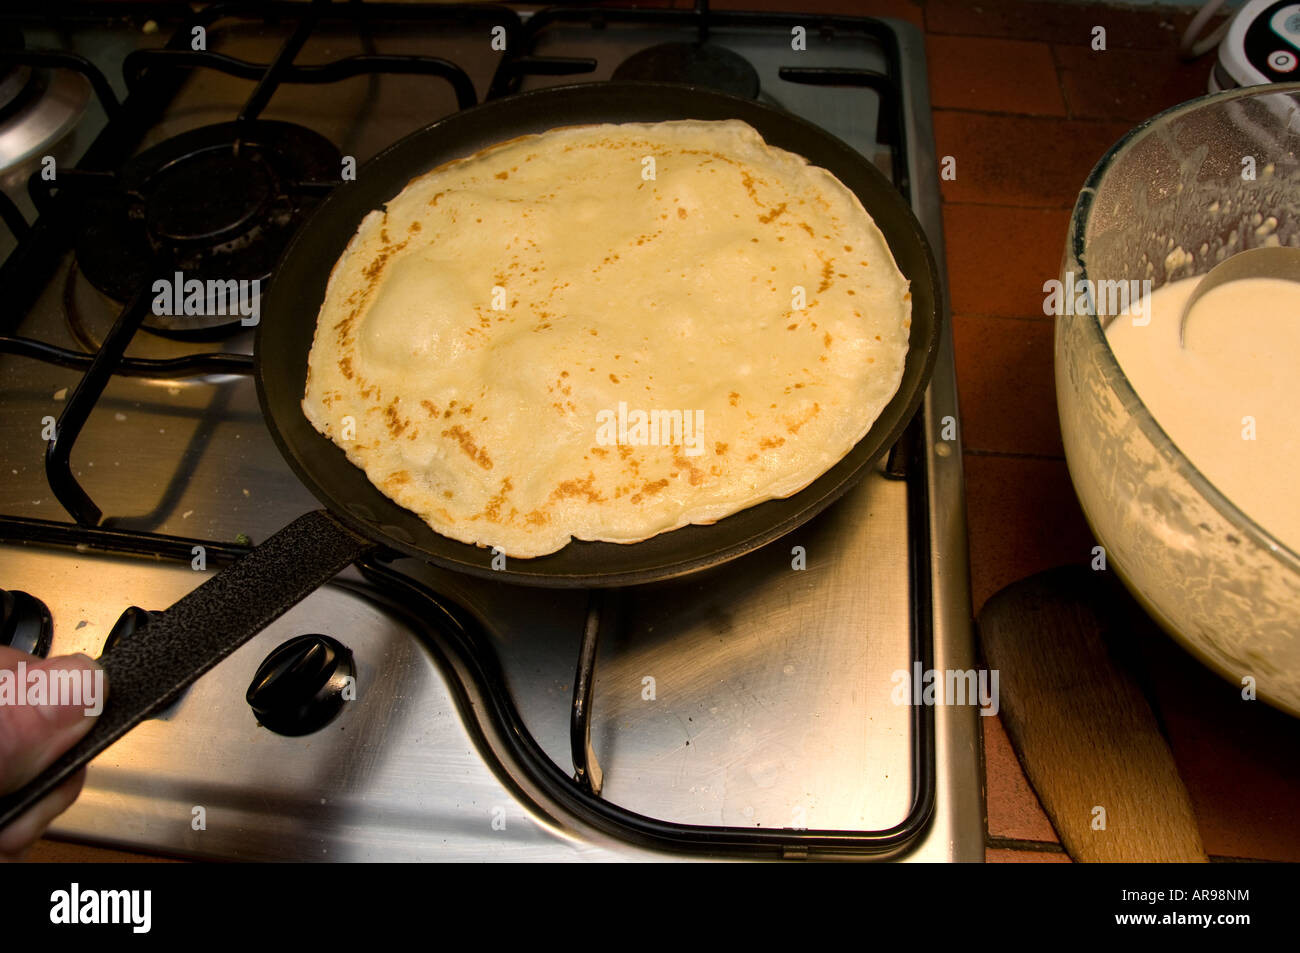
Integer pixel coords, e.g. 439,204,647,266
0,2,982,860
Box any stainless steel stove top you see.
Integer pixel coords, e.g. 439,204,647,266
0,4,982,861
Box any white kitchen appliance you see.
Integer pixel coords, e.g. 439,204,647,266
1206,0,1300,89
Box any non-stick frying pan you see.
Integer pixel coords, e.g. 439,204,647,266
0,81,941,830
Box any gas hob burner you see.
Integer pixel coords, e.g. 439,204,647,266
75,120,341,338
0,25,91,176
612,42,761,99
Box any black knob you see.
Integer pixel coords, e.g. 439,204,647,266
0,589,53,657
246,635,354,737
100,606,157,657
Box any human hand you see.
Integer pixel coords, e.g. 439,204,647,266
0,648,103,861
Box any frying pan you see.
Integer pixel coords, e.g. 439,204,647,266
0,82,941,830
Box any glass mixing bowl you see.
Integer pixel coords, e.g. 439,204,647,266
1056,83,1300,716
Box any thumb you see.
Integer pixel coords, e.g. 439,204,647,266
0,653,104,794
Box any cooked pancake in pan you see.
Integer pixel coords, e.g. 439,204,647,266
302,120,912,557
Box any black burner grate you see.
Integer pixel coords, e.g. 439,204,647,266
0,0,936,860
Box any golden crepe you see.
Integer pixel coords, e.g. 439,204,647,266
302,120,912,558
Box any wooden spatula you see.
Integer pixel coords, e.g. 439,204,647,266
978,566,1207,862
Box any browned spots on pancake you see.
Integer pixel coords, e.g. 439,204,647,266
338,355,354,380
786,403,821,435
609,373,619,384
677,206,687,219
740,171,759,205
617,445,633,459
728,391,740,406
824,332,833,348
384,470,411,488
903,292,911,301
591,447,609,458
799,222,815,238
409,221,422,233
629,477,670,504
671,449,705,486
818,257,835,294
758,202,786,224
525,509,550,526
787,323,798,331
747,453,758,462
384,399,409,438
843,244,852,252
333,309,356,338
480,477,513,521
551,472,603,504
443,424,492,470
362,239,408,284
429,191,445,206
443,490,454,499
715,442,728,455
495,171,509,180
759,436,786,450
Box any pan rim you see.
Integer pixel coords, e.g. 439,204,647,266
255,80,942,588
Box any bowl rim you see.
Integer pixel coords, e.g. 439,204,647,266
1067,81,1300,576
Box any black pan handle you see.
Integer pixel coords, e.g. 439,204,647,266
0,508,374,832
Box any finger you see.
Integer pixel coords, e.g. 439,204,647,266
0,654,105,793
0,769,86,861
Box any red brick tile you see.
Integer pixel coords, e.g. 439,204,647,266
986,846,1071,862
924,0,1223,50
934,111,1131,208
953,314,1062,457
984,714,1061,843
1055,44,1214,122
942,203,1071,317
927,35,1064,116
963,453,1096,614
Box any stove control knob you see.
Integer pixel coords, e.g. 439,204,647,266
246,635,354,737
1,589,53,658
100,606,158,656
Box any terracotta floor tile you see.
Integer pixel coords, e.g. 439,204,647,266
1132,625,1300,862
942,203,1071,317
704,0,924,24
953,314,1062,458
934,111,1131,208
924,0,1221,50
983,714,1061,843
927,34,1064,116
985,846,1071,862
27,839,179,862
1055,44,1214,122
963,453,1096,614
